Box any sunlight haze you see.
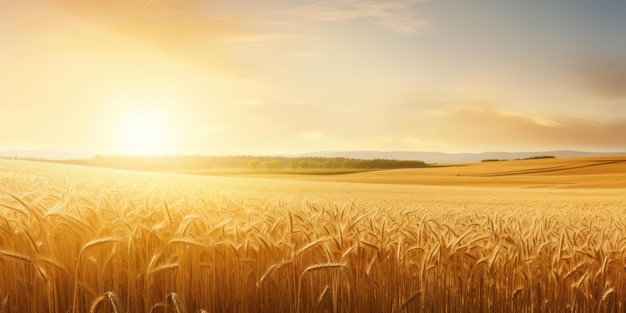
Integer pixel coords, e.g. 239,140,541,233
1,0,625,156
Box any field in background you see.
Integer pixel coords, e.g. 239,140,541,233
245,156,626,189
48,155,427,176
1,158,626,312
171,167,378,176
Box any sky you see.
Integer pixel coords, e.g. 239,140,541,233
1,0,626,157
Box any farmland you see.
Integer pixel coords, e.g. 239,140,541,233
246,156,626,189
1,157,626,312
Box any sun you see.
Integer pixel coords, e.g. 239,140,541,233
117,112,172,156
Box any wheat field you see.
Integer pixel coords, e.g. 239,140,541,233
249,156,626,189
1,159,626,312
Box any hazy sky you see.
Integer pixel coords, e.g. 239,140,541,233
1,0,626,156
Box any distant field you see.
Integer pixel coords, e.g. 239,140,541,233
244,156,626,189
170,167,377,176
1,159,625,312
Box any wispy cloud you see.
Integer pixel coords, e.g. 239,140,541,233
0,1,243,67
431,106,626,149
297,0,428,34
50,1,237,44
1,0,324,81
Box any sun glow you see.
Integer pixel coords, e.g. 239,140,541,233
117,112,172,156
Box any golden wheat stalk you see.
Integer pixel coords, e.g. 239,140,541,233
168,293,185,313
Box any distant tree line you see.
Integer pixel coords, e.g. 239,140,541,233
481,155,556,162
516,155,555,160
62,155,427,171
480,159,507,162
